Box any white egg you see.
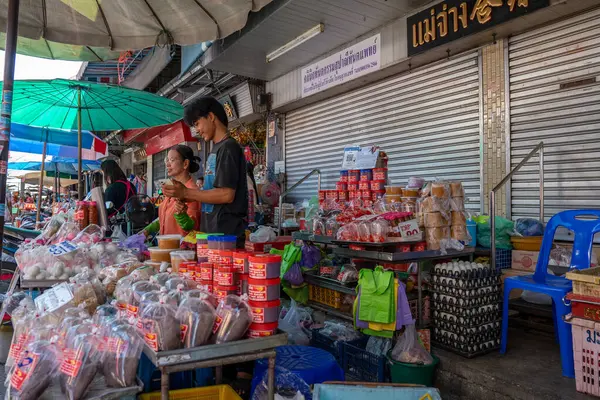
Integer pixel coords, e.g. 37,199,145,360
35,272,47,280
27,263,42,277
23,274,34,280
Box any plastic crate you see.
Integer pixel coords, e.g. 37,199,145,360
310,328,366,363
138,352,214,392
309,284,342,309
139,384,241,400
568,317,600,396
341,341,388,382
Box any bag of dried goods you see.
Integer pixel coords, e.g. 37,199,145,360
5,305,37,373
7,340,61,400
183,289,218,308
213,294,253,344
92,304,119,326
71,281,101,315
59,327,104,400
149,272,173,287
99,265,128,296
165,275,198,291
139,297,181,351
114,275,135,314
176,297,216,348
101,321,143,388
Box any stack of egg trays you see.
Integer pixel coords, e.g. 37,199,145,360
431,265,502,358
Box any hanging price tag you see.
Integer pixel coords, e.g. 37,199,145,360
34,282,74,314
47,241,78,257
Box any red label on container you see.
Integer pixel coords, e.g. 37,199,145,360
249,284,267,301
250,263,267,279
144,332,159,351
200,267,213,280
107,338,126,353
248,329,276,338
212,315,223,334
252,307,265,323
217,271,235,286
60,348,82,377
180,324,188,342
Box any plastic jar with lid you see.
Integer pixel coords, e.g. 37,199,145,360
233,252,249,274
348,170,360,183
249,299,280,324
207,235,223,263
248,278,280,302
157,234,182,250
339,170,348,183
199,263,213,281
218,250,233,267
248,255,282,280
170,250,196,273
88,201,98,225
221,235,237,250
196,234,209,261
75,201,88,230
360,169,373,182
239,274,249,295
214,285,237,300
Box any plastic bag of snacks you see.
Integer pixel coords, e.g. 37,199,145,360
72,224,105,245
131,281,161,307
336,222,359,241
101,320,144,388
7,340,61,400
139,296,181,351
59,326,104,400
371,218,390,243
98,265,129,296
149,272,173,287
130,265,156,282
213,294,253,344
183,289,218,308
6,305,38,373
0,291,34,317
176,297,217,348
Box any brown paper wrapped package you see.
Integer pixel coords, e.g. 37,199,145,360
426,227,450,250
431,182,450,198
451,225,470,242
451,211,467,226
450,197,465,211
450,181,464,197
424,212,450,228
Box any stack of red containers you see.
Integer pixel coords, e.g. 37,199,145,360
215,250,238,300
247,254,282,337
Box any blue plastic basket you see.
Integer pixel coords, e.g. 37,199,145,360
310,328,366,363
342,341,388,382
137,352,214,392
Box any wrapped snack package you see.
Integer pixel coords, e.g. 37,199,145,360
371,219,390,243
451,211,467,226
6,306,38,373
213,294,253,344
114,276,135,310
426,227,450,251
59,328,104,400
71,268,107,306
431,181,450,198
102,321,143,388
72,224,105,246
131,281,161,307
71,281,101,315
357,220,371,242
50,221,81,244
149,272,173,287
92,304,119,327
130,265,156,282
450,181,464,197
8,340,61,400
337,265,359,283
450,197,465,211
99,265,128,296
165,284,188,306
184,289,218,308
176,297,217,348
336,222,359,241
451,225,471,242
139,298,181,351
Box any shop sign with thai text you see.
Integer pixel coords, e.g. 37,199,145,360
301,34,380,98
407,0,549,56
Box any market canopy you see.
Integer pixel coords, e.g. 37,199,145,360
0,0,273,51
9,158,101,175
17,171,78,188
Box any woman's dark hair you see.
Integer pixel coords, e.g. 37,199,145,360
171,144,202,174
183,96,228,129
100,160,127,185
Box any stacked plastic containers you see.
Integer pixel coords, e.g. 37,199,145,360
214,236,238,301
247,254,282,337
197,234,224,293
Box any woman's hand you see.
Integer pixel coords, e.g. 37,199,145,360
174,200,187,215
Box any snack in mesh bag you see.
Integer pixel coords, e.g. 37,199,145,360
101,320,143,388
59,325,104,400
139,296,181,351
8,340,61,400
176,297,216,348
213,294,253,344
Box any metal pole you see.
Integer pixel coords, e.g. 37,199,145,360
539,145,544,223
0,0,20,262
77,87,83,199
35,141,47,224
490,190,496,269
57,164,61,201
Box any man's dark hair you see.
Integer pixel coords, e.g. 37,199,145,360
183,96,228,129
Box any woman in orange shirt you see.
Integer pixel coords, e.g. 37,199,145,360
143,145,201,236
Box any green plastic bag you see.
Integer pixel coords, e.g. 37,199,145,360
473,215,514,250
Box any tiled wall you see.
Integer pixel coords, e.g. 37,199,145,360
481,40,507,217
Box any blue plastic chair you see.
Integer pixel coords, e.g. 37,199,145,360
501,210,600,378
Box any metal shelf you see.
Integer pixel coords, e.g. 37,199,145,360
292,231,335,244
303,272,357,295
333,247,475,263
20,278,67,289
308,301,354,322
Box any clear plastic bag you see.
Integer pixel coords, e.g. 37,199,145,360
7,340,61,400
357,220,371,242
131,281,161,307
336,222,359,241
59,327,104,400
366,336,392,357
72,224,105,245
176,297,216,348
129,265,157,282
319,321,361,342
251,366,311,400
0,291,34,317
250,226,277,243
183,288,218,308
101,321,143,388
278,300,311,346
371,219,390,243
164,276,198,291
139,298,181,351
213,294,253,344
390,324,433,365
337,264,358,283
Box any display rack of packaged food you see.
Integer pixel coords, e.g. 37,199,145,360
303,270,358,295
332,247,475,263
142,333,287,400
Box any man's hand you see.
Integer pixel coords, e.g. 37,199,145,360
174,200,187,214
162,180,187,200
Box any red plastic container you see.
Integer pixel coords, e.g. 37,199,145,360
361,190,372,199
249,299,280,324
338,191,348,202
358,181,370,191
239,274,249,296
233,251,249,274
336,182,348,191
412,242,427,252
348,191,359,200
348,170,360,183
248,278,281,302
248,254,282,280
248,322,278,338
318,190,326,201
373,168,388,181
216,270,238,286
218,250,233,266
347,183,358,192
370,180,385,191
360,169,373,182
214,285,237,300
566,293,600,321
326,190,338,201
200,263,213,281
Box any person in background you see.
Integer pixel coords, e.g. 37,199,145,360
162,97,248,247
101,160,137,218
143,145,201,236
196,176,204,190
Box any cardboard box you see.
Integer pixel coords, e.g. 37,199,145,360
511,250,539,272
502,269,532,299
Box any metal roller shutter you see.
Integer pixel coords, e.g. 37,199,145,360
509,8,600,221
152,149,168,194
285,51,481,212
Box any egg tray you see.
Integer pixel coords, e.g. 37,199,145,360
432,267,501,280
431,293,502,308
433,319,501,336
433,310,501,327
433,327,501,346
431,301,501,316
432,275,501,289
432,339,501,359
432,284,501,298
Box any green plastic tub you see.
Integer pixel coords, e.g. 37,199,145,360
386,351,439,386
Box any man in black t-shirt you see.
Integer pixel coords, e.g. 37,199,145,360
163,97,248,246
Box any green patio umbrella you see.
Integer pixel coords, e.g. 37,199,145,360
0,78,183,197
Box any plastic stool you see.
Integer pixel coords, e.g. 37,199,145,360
251,345,344,397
